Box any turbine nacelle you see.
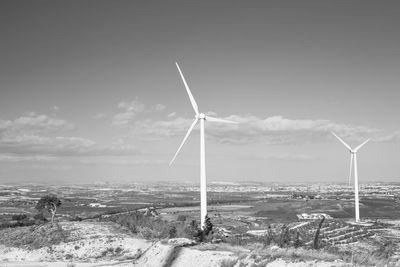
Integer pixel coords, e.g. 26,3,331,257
197,113,206,120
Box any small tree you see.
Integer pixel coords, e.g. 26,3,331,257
35,195,62,223
313,215,325,249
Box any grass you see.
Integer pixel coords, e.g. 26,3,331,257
213,235,395,267
0,222,70,249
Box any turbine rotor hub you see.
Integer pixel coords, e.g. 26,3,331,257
198,113,206,119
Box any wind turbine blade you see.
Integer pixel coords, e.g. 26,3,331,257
331,132,352,151
169,118,198,165
348,154,353,186
354,138,370,152
175,62,199,115
206,116,238,124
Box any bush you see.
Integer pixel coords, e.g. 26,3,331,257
0,223,69,249
103,211,217,242
70,215,83,222
34,213,48,222
177,215,187,222
12,214,28,221
168,225,177,238
103,211,173,239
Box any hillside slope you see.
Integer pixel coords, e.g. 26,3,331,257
0,221,236,266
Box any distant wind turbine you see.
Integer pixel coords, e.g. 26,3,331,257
331,132,370,222
170,62,237,229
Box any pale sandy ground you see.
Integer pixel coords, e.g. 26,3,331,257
0,221,350,267
0,221,236,267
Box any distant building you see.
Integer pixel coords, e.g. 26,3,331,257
89,203,106,208
297,213,332,220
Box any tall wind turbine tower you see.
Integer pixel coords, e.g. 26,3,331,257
331,132,370,222
170,62,237,229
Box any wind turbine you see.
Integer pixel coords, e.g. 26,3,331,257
170,62,237,229
331,132,370,222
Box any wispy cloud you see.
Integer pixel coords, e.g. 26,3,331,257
0,112,139,158
167,112,176,118
78,158,167,165
0,154,57,162
112,99,166,127
0,112,74,135
150,104,166,112
237,154,313,161
128,114,399,145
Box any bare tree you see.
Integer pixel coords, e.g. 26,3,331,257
35,195,62,223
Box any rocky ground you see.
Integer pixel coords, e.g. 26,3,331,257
0,220,387,267
0,221,236,267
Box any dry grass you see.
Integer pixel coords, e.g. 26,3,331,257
0,222,69,249
205,240,392,266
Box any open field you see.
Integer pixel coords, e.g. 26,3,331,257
1,182,399,227
159,198,400,226
1,182,399,266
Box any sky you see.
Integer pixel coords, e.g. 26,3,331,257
0,0,399,184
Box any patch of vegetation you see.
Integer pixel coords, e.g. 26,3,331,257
11,214,28,221
323,240,394,267
0,222,70,249
102,210,214,242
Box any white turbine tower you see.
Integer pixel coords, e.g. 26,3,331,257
331,132,370,222
170,62,237,229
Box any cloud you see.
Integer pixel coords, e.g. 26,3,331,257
0,112,74,136
372,130,400,143
208,115,380,144
112,100,145,126
167,112,176,118
150,104,166,112
52,106,60,111
0,154,57,162
78,158,167,165
129,114,397,145
238,154,313,161
0,112,140,158
0,134,140,157
112,99,166,127
133,117,194,140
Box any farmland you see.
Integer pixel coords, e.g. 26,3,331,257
1,181,400,266
1,181,400,225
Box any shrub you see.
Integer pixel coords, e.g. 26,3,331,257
114,246,124,254
70,215,83,222
34,213,48,222
12,214,28,221
0,223,69,249
168,225,177,238
177,215,187,222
